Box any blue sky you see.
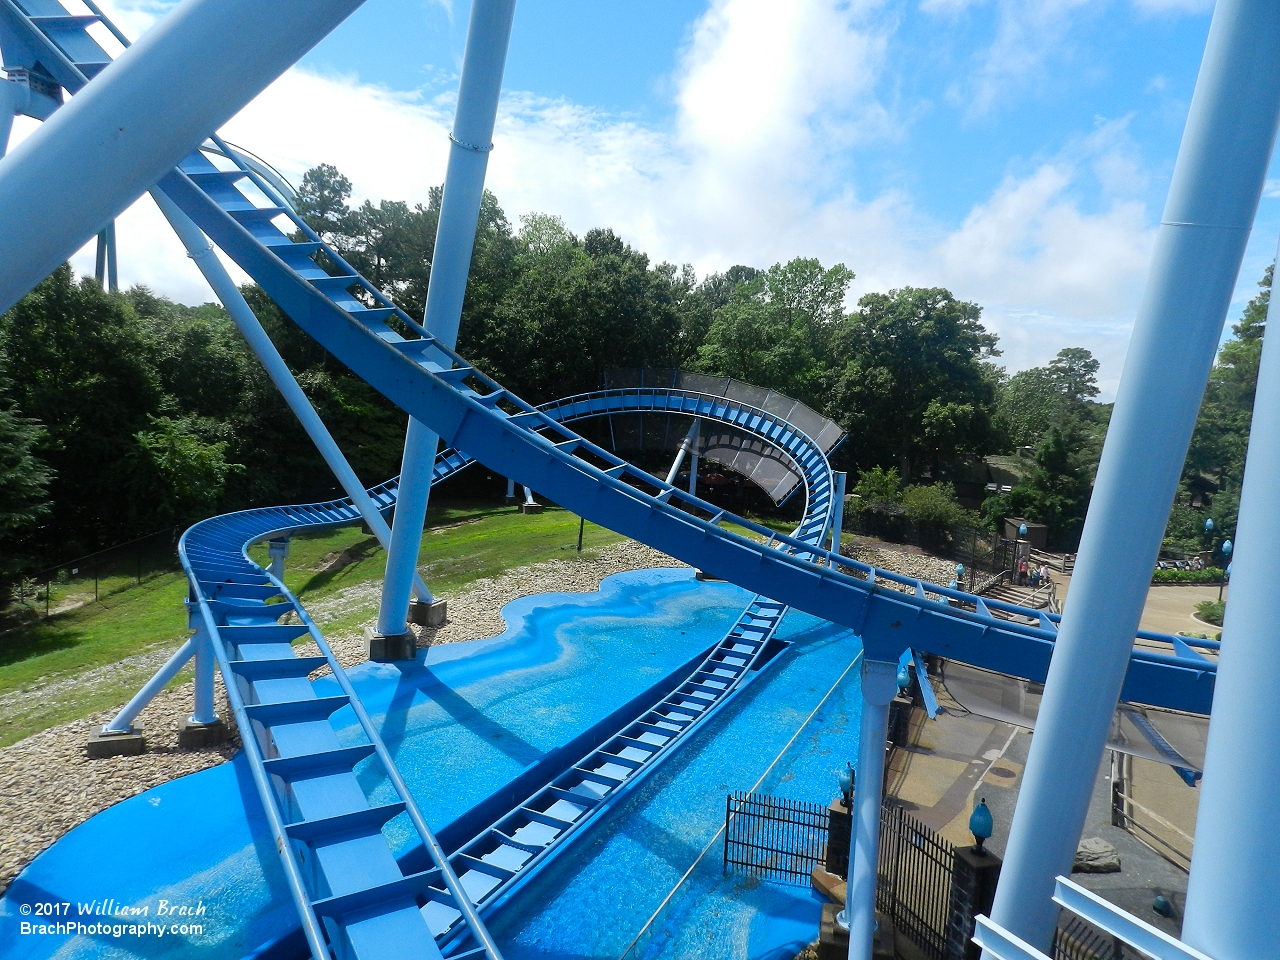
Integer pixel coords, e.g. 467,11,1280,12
26,0,1280,400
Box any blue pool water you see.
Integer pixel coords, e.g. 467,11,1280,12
0,569,863,960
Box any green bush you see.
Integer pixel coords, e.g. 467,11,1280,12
852,466,901,511
1151,566,1224,584
1194,599,1225,626
902,482,971,550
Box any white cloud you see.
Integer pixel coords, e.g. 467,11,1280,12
13,0,1162,401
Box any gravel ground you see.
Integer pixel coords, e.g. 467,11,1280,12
0,539,686,895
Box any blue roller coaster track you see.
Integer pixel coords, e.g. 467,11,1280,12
0,4,1234,959
181,385,835,959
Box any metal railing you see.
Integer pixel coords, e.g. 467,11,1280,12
11,525,183,619
877,803,956,960
723,792,829,885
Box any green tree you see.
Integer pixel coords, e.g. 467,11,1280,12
852,465,901,510
695,258,854,404
901,482,969,550
1047,347,1100,403
0,405,53,600
985,422,1091,548
0,265,162,552
126,416,241,525
831,287,998,482
295,163,355,243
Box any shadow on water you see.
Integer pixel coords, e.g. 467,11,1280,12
377,663,545,767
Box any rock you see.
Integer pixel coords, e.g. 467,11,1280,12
1073,837,1121,873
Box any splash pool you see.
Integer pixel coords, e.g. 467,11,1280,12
1,568,862,960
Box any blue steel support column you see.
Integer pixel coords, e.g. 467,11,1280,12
190,625,217,725
0,79,26,158
841,658,898,958
1183,233,1280,958
0,0,367,315
830,471,847,560
375,0,517,639
151,188,431,602
987,1,1280,950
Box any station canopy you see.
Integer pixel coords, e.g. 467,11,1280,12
602,369,844,504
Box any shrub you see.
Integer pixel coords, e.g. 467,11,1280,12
1152,567,1224,584
852,466,901,511
1194,599,1225,626
902,483,970,551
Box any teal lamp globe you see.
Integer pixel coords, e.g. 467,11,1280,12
955,563,965,578
970,798,993,853
1226,562,1232,580
838,764,854,807
897,663,911,690
1018,523,1028,538
1222,539,1232,557
1205,518,1214,533
949,579,958,590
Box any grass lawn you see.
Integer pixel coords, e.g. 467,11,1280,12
0,502,625,747
0,494,802,747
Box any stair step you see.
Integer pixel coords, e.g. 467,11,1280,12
228,656,328,681
262,743,377,780
31,14,99,29
285,801,406,845
310,868,446,921
244,695,350,726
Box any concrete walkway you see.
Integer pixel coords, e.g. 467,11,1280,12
1056,573,1223,637
884,688,1195,939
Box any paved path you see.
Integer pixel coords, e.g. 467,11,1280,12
1056,574,1223,637
884,687,1194,939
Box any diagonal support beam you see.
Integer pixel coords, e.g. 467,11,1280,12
0,0,368,314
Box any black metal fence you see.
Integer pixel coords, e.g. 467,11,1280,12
11,525,184,618
723,792,829,885
877,803,956,960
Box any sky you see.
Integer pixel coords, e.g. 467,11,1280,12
10,0,1280,400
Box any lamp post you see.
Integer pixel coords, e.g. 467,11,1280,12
970,798,994,854
1219,539,1233,602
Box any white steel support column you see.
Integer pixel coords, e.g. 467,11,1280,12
151,188,430,602
0,0,368,315
842,658,899,959
664,418,701,485
1184,230,1280,958
687,419,701,496
986,0,1280,950
376,0,517,639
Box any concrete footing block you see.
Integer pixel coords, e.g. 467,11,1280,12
178,717,228,749
408,598,447,627
518,502,544,515
364,626,417,662
818,904,894,960
87,726,146,759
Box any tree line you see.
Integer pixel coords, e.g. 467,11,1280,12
0,162,1258,595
